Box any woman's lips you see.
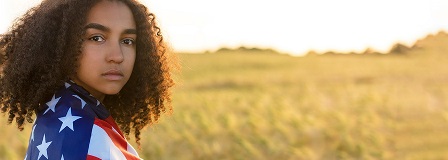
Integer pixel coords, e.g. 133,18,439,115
101,69,124,81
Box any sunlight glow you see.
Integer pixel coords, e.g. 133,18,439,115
1,0,448,56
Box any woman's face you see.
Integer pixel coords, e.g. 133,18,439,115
72,0,136,101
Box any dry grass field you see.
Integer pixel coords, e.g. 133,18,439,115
1,32,448,159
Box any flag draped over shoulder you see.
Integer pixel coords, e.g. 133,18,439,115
25,81,141,160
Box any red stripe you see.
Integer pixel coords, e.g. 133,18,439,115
93,118,140,160
104,116,124,137
86,155,101,160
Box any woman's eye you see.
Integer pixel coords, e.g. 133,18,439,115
122,38,135,45
88,36,105,42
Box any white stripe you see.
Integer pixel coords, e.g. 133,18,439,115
111,127,119,134
127,143,140,158
88,125,127,160
111,127,140,158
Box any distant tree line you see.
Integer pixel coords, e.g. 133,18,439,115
306,42,414,57
210,43,416,56
306,31,448,57
208,30,447,57
210,46,281,54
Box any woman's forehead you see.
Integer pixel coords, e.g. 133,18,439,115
85,0,136,30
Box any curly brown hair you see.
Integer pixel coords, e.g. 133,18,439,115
0,0,175,145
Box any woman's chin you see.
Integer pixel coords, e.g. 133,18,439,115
104,90,121,95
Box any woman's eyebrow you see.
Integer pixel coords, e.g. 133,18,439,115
123,29,137,35
84,23,136,35
84,23,110,32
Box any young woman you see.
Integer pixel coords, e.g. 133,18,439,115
0,0,176,159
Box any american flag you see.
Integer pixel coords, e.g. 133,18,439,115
25,81,141,160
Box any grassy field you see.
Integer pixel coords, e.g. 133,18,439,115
2,33,448,159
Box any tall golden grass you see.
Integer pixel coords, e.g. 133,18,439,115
2,32,448,159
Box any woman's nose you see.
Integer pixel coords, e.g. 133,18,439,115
106,42,124,63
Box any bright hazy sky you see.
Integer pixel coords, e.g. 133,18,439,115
1,0,448,56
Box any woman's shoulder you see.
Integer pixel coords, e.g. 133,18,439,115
37,88,97,121
26,94,97,159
